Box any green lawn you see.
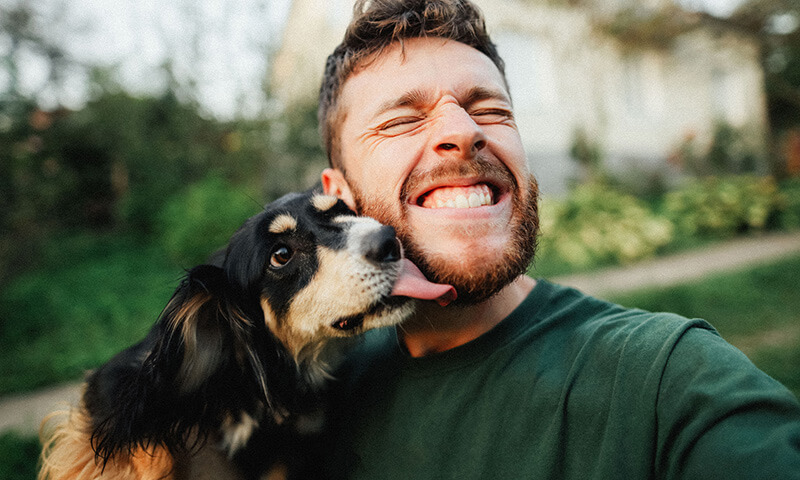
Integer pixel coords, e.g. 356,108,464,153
0,432,39,480
0,233,184,395
608,254,800,398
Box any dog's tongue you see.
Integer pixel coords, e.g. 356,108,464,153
391,259,456,307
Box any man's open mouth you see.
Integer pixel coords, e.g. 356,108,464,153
416,183,497,209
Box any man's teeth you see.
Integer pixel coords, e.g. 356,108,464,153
435,192,492,209
423,184,494,209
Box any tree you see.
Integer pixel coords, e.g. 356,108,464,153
0,0,75,105
727,0,800,131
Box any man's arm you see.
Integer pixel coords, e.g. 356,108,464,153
655,327,800,479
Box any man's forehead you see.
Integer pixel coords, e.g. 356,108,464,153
340,38,508,118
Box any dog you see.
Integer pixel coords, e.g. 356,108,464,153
38,189,455,480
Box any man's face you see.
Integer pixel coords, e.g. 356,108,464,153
325,37,538,304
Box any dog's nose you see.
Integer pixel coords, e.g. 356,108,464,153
364,225,401,263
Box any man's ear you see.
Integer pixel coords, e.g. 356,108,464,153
322,167,357,211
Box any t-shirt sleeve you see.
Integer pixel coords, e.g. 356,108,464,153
655,326,800,479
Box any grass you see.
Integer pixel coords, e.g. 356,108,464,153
0,233,184,395
608,254,800,398
0,432,40,480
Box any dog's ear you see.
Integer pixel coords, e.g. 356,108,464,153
150,264,235,393
90,264,248,461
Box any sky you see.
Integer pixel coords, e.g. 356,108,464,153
680,0,747,17
4,0,292,118
5,0,747,119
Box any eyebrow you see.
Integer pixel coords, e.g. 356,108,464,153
462,86,512,107
373,85,511,119
374,88,431,117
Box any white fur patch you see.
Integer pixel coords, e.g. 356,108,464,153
220,411,259,456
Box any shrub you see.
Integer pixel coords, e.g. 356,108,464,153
663,176,785,237
538,183,674,269
778,178,800,230
158,176,260,266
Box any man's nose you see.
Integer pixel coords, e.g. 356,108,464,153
433,107,487,158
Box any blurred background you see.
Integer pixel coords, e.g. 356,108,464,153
1,0,800,475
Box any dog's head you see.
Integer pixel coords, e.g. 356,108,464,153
223,191,419,359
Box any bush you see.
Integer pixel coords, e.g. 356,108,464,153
778,178,800,230
663,176,785,237
538,183,674,269
158,176,260,266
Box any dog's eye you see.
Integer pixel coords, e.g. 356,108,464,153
269,245,293,268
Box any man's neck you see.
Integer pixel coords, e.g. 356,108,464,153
399,275,536,357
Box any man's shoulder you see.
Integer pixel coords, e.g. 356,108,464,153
524,279,717,348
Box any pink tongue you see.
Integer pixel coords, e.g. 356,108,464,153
391,259,457,307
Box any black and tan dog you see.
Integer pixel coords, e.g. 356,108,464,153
39,189,454,480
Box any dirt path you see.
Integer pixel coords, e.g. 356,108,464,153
550,231,800,297
3,231,800,437
0,382,81,438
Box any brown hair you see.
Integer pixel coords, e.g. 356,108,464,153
318,0,506,169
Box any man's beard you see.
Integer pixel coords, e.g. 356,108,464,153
348,158,539,306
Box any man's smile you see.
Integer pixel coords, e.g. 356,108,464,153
418,183,494,209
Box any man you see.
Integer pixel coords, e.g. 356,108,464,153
317,0,800,478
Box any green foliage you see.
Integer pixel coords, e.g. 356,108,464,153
671,123,763,176
731,0,800,133
663,176,785,237
538,182,674,269
0,91,248,236
778,177,800,229
568,128,605,184
158,176,260,266
0,234,180,394
0,89,283,285
265,100,329,201
598,6,701,50
78,90,258,234
0,432,40,480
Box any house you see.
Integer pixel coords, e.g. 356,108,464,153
270,0,768,194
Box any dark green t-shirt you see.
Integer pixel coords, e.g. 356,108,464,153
322,279,800,479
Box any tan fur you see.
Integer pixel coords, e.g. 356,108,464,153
270,243,405,364
260,298,279,332
268,214,297,234
269,247,366,357
39,405,249,480
39,406,174,480
310,194,338,212
166,292,226,394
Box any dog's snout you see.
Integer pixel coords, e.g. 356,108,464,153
364,225,401,263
